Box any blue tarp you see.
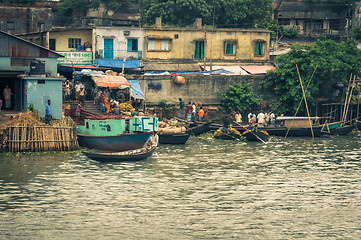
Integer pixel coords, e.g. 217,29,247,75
128,80,145,100
95,59,142,69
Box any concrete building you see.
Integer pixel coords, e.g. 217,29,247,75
273,0,351,38
0,30,64,118
143,18,271,65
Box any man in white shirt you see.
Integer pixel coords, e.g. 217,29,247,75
257,112,265,127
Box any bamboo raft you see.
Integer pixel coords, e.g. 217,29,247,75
0,112,79,152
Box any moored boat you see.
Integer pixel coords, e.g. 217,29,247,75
214,127,243,140
83,134,158,162
242,129,269,142
187,121,211,135
77,116,158,151
321,122,355,135
158,132,190,144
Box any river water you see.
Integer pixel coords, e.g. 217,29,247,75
1,131,361,239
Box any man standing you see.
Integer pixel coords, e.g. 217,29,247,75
177,98,185,119
74,81,81,101
3,85,12,109
45,100,52,124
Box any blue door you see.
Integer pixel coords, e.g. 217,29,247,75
104,39,114,59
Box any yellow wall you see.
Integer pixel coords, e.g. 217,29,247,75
50,30,92,51
143,28,271,61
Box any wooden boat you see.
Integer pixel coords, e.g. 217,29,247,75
77,117,158,151
83,135,158,162
258,116,325,137
209,123,247,132
78,132,153,152
158,132,190,144
322,122,355,135
355,121,361,131
187,121,211,135
242,129,269,142
214,127,243,140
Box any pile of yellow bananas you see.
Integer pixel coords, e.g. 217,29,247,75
119,102,135,113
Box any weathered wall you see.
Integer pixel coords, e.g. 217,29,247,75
128,74,275,106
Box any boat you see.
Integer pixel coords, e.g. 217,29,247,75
77,116,159,151
213,127,243,140
187,121,211,135
258,116,326,137
83,134,158,162
158,132,190,144
321,122,355,135
242,129,269,142
209,123,247,132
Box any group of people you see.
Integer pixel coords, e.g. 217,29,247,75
178,98,205,121
247,111,276,128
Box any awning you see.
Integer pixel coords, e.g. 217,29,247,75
128,80,145,100
95,59,142,69
91,75,130,89
58,65,97,72
239,65,276,75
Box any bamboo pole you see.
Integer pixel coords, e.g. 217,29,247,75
342,74,353,121
296,64,314,138
285,64,318,138
343,75,356,123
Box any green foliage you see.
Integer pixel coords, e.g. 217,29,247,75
140,0,272,28
265,39,361,115
353,27,361,40
158,99,176,119
58,0,88,17
267,21,298,40
218,82,261,117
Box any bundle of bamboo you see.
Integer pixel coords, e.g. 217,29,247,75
0,112,79,152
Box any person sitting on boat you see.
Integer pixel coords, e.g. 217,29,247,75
249,115,255,131
270,112,276,127
235,111,242,124
221,116,230,133
198,107,204,121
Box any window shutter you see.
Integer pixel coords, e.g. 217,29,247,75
127,39,132,52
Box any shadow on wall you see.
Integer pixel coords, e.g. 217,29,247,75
148,82,162,91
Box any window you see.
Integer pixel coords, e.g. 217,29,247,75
68,38,81,48
224,42,236,55
127,38,138,52
49,39,56,51
161,40,169,51
194,41,204,59
254,41,264,56
147,39,171,51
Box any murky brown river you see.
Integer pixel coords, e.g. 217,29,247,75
1,132,361,239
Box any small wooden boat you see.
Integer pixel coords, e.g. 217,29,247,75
210,123,247,132
214,127,243,140
83,135,158,162
187,121,211,135
158,132,190,144
242,129,269,142
83,146,156,162
322,123,355,135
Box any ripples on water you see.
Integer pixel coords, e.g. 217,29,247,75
1,132,361,239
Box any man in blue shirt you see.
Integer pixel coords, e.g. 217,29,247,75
45,99,52,124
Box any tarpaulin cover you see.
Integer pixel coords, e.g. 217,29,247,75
239,65,276,75
58,65,97,72
145,69,232,75
95,59,142,69
128,80,145,100
91,75,130,89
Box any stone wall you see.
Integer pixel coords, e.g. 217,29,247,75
127,74,275,106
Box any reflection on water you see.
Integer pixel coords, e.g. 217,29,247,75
1,132,361,239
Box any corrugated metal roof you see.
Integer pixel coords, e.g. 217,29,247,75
239,65,275,75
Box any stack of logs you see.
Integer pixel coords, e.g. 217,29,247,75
0,112,79,152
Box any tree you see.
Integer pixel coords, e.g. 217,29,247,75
218,82,261,117
265,39,361,115
140,0,272,28
58,0,88,18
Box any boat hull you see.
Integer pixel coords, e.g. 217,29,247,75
77,132,152,151
326,124,355,135
159,132,190,144
82,147,156,162
187,122,211,136
242,130,269,142
258,126,324,137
